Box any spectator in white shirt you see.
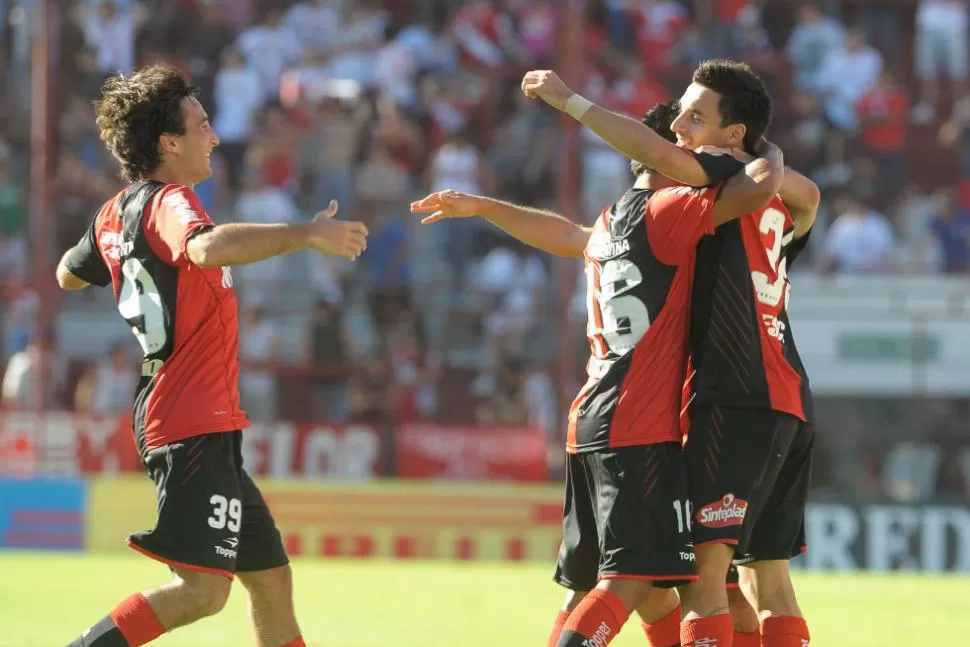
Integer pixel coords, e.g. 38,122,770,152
238,8,303,101
239,307,282,422
234,169,301,305
324,0,388,89
1,333,66,410
283,0,341,54
83,0,135,75
213,46,264,190
821,194,896,274
816,27,883,131
786,3,845,93
913,0,969,123
393,18,456,74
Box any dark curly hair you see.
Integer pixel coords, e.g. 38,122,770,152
630,101,680,178
94,65,199,182
692,59,772,154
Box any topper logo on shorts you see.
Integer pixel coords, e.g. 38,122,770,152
582,622,612,647
696,493,748,528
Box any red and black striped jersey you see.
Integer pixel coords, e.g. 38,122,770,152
567,184,721,454
65,181,249,455
690,151,814,422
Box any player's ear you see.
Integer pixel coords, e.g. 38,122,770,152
727,123,746,150
158,133,179,156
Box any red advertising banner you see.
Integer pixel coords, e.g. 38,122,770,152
0,411,141,474
0,413,383,479
397,423,548,481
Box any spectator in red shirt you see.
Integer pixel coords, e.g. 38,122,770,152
857,69,909,190
515,0,558,65
451,0,515,69
634,0,690,70
716,0,753,25
606,61,669,118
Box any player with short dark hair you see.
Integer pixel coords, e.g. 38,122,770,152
689,59,773,154
55,65,368,647
412,89,785,646
524,60,819,647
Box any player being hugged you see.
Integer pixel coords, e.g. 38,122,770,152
523,62,820,647
55,65,367,647
412,100,786,647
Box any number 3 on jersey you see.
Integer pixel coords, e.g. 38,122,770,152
587,258,651,357
751,208,794,310
117,258,168,355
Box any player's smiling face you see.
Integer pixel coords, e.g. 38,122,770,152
174,96,220,184
671,82,745,151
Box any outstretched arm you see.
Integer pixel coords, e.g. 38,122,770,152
521,70,713,187
187,223,316,267
58,199,369,290
411,191,591,259
187,201,368,267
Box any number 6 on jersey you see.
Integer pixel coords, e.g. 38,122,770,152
586,258,651,357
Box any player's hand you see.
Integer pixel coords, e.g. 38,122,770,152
306,200,368,261
751,137,779,157
410,190,484,224
756,139,784,164
694,145,755,164
521,70,572,112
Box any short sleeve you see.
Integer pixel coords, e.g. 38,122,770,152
645,185,721,265
64,219,111,287
692,150,744,186
146,186,214,265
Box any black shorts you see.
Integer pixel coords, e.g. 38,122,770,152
127,431,289,578
686,405,814,564
553,443,697,591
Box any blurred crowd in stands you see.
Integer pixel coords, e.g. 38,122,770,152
0,0,967,499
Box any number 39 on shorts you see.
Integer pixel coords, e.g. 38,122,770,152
208,494,242,533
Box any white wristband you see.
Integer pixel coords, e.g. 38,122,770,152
564,94,594,122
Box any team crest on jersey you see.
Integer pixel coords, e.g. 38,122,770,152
696,493,748,528
99,232,125,260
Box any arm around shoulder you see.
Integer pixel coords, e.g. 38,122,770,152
779,167,820,238
712,141,785,226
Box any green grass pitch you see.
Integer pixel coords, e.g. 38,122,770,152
1,553,966,646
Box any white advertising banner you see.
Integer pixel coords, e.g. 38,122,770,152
788,276,970,396
797,502,970,573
